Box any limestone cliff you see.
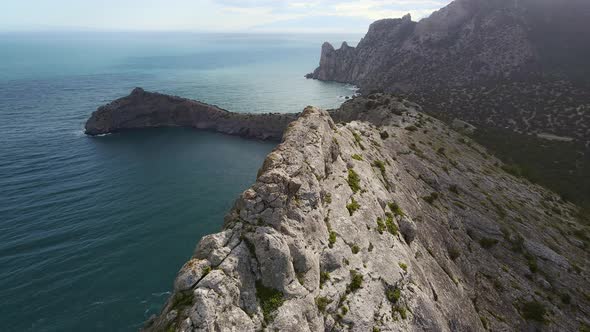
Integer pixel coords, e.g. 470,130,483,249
144,94,589,331
85,88,297,140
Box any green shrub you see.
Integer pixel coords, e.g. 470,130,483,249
255,281,285,323
449,185,459,194
328,231,337,248
380,131,389,140
340,306,348,315
422,192,440,205
315,296,331,313
398,262,408,272
393,306,407,320
524,252,538,273
347,270,363,293
373,160,386,178
385,213,398,235
521,300,546,323
351,154,364,161
353,132,365,150
351,244,360,254
347,197,361,216
448,247,461,260
479,237,499,249
202,266,211,276
172,291,194,309
347,169,361,193
320,271,330,288
388,202,404,216
386,287,401,303
324,193,332,204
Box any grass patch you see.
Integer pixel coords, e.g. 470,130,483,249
256,281,285,324
320,271,330,288
385,213,398,235
388,202,404,216
328,231,337,248
393,306,407,320
347,169,361,193
373,160,386,178
347,197,361,216
351,154,364,161
398,262,408,272
353,132,365,150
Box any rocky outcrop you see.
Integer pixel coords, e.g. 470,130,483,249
145,94,590,331
85,88,297,140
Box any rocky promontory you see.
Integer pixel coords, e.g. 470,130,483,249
85,88,297,140
143,93,590,331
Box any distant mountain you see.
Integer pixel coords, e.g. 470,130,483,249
312,0,590,87
310,0,590,146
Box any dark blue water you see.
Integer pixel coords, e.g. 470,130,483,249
0,32,360,331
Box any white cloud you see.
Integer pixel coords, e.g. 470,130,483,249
0,0,452,32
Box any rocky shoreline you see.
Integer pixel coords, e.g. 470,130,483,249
85,88,298,141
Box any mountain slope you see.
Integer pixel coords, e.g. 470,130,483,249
309,0,590,146
145,94,589,331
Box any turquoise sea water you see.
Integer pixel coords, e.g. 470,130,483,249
0,32,360,331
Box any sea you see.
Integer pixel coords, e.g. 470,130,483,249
0,31,361,331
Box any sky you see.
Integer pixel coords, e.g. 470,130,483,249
0,0,452,33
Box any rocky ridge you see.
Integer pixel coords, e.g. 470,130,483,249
144,93,590,331
85,88,297,140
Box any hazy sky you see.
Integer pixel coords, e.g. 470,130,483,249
1,0,452,33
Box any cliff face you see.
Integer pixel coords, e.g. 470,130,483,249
145,94,589,331
85,88,297,140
